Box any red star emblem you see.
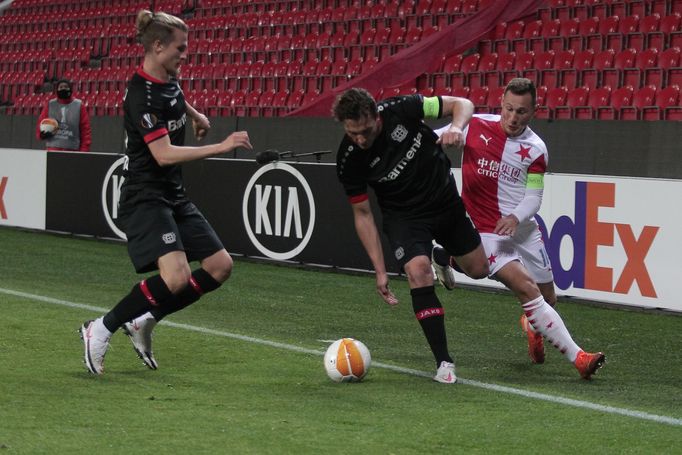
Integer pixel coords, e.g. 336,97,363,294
488,254,497,264
516,145,531,161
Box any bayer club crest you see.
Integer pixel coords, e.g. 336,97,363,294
242,163,315,260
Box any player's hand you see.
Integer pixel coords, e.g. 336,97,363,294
218,131,253,154
192,113,210,141
494,215,519,236
436,125,464,148
376,274,399,306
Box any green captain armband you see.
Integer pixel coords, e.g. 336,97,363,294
422,96,441,119
527,173,544,189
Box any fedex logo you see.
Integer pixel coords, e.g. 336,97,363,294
536,181,659,298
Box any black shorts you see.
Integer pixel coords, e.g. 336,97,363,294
120,199,224,273
382,197,481,269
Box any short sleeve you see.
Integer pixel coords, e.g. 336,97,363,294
127,85,168,145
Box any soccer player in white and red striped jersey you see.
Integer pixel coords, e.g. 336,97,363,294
436,78,605,379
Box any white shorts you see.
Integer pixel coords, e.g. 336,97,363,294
479,221,553,284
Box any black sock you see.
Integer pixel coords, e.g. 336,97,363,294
433,245,464,273
151,268,222,321
102,275,172,332
432,245,450,266
411,285,453,366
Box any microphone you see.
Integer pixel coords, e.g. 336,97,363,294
255,149,333,165
255,149,282,165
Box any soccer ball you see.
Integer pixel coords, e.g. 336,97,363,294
39,117,59,134
323,338,371,383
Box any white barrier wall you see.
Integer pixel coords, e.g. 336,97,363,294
0,148,46,230
452,170,681,312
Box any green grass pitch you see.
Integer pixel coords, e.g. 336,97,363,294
0,227,680,453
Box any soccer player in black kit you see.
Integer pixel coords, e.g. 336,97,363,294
333,88,489,383
79,10,252,375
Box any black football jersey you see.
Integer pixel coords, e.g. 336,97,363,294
121,68,188,202
336,95,458,217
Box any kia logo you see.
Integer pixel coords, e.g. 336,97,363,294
101,156,127,240
242,163,315,260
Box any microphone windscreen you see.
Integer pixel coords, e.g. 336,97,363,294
255,150,280,164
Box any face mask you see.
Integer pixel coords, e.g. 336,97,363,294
57,89,71,99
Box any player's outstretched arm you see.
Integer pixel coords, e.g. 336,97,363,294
351,199,399,306
148,131,252,166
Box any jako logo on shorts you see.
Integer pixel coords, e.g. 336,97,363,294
242,162,315,261
536,181,659,297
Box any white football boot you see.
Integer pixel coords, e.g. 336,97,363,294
122,313,158,370
431,244,457,290
79,318,111,375
433,361,457,384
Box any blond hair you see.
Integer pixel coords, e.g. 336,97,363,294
136,10,188,52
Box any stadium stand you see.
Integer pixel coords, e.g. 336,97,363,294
1,0,682,119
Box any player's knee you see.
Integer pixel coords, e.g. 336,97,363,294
405,256,434,287
163,266,192,294
205,250,233,283
460,259,488,279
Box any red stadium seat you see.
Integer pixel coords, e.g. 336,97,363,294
517,19,543,53
629,47,659,87
432,53,462,90
469,86,489,111
574,85,611,119
575,16,600,51
487,86,505,113
602,48,637,88
495,20,524,54
596,85,632,119
542,19,563,51
471,52,498,88
582,48,615,89
551,17,580,51
452,52,479,88
607,14,640,51
496,52,517,84
266,90,289,117
550,49,575,88
636,13,661,50
525,50,555,87
621,85,656,120
657,46,682,87
594,15,620,50
535,86,567,119
556,86,590,119
644,84,680,120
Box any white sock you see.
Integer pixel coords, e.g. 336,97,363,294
134,311,155,322
93,317,113,339
132,312,158,329
522,296,581,362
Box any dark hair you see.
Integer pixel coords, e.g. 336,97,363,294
504,78,537,106
136,10,188,52
55,79,72,90
332,88,378,122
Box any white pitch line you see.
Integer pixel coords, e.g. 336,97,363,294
2,287,681,427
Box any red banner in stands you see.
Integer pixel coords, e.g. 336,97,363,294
287,0,546,117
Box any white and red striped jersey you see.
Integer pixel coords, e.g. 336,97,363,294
461,114,548,233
